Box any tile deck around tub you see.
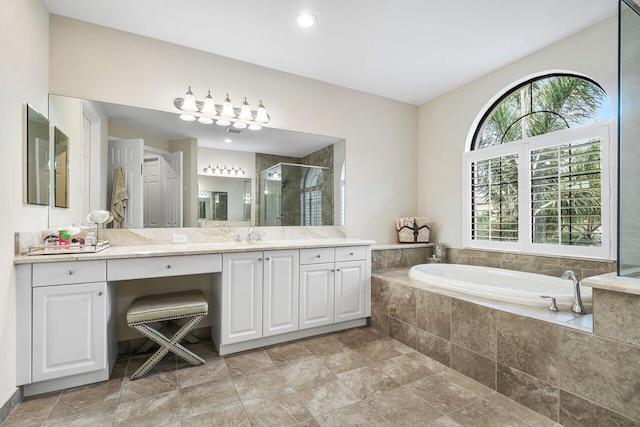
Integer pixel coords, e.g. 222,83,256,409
2,327,558,427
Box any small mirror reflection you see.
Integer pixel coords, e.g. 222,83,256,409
26,105,51,206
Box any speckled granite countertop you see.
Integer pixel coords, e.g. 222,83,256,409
582,272,640,296
15,238,376,264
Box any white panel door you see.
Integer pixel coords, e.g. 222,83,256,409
32,282,107,382
108,138,144,228
222,252,263,344
335,260,366,322
299,263,334,330
263,250,299,337
163,151,183,227
143,157,162,227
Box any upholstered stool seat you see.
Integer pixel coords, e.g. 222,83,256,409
127,291,208,380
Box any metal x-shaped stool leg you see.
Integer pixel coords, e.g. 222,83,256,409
129,314,205,380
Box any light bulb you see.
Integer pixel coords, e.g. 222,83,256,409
248,124,262,131
182,86,198,112
233,122,247,129
239,97,253,120
180,114,196,121
221,94,235,118
215,119,231,126
214,165,220,174
201,90,216,114
255,100,269,123
197,117,213,124
296,11,317,28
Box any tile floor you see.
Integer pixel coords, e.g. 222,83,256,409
2,327,561,427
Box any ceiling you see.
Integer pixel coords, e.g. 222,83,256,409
43,0,617,105
100,101,342,157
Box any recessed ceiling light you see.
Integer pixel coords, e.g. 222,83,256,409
296,11,317,28
224,138,232,144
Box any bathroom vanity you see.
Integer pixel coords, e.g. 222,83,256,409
14,239,373,396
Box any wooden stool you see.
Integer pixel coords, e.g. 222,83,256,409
127,291,208,380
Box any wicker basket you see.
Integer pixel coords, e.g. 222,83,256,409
397,226,416,243
416,225,430,243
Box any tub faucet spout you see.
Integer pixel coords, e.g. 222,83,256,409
561,270,587,314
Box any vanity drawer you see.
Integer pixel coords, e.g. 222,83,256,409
107,254,222,281
33,260,107,287
300,248,335,265
335,246,367,262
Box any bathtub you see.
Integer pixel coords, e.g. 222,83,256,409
408,263,592,309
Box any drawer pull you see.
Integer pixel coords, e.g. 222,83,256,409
316,254,321,258
349,252,354,256
257,258,263,261
265,257,270,261
166,265,172,269
67,270,74,275
98,291,103,296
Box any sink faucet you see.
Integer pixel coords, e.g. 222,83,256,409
561,270,587,314
248,227,254,243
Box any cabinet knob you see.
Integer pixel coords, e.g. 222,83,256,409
98,291,103,296
257,258,263,261
166,265,172,269
67,270,74,275
265,257,270,261
316,254,321,258
331,269,335,272
337,268,341,271
349,252,354,256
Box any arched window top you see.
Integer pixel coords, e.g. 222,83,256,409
473,74,613,150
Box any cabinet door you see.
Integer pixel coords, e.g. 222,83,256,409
335,260,366,322
299,263,334,330
32,282,107,382
221,252,263,344
263,250,299,337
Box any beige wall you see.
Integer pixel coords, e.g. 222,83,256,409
49,15,420,244
0,0,49,408
109,121,171,152
417,17,618,250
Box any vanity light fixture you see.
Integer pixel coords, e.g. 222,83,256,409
202,163,245,177
296,11,317,28
174,88,269,130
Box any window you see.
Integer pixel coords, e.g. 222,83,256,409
300,167,324,226
464,74,614,259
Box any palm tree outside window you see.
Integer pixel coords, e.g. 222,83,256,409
464,74,615,259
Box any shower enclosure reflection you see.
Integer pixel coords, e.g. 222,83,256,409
259,163,333,226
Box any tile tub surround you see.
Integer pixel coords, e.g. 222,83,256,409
447,248,616,280
2,328,555,427
371,269,640,425
372,243,432,270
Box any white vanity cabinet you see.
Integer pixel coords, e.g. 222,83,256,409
24,260,117,390
299,246,367,329
263,250,300,337
32,282,108,382
219,249,299,345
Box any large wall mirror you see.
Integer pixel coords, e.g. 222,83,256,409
26,105,51,206
47,94,346,229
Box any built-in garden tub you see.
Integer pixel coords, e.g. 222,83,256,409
409,263,592,310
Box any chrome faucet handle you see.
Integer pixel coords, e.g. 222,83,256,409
258,232,267,242
230,233,241,243
540,296,559,312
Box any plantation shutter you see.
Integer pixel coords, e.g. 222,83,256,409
470,154,519,242
530,138,602,247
